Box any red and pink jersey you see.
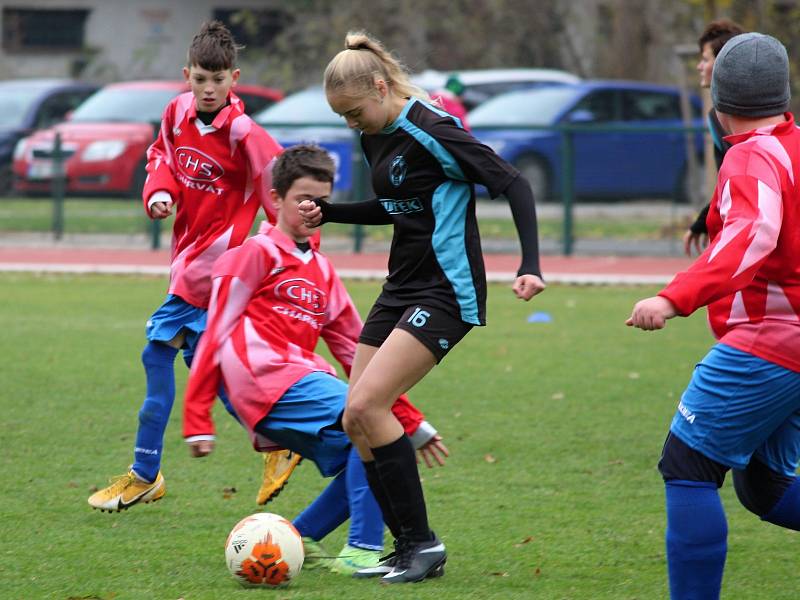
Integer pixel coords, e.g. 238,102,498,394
660,114,800,372
183,221,424,448
143,91,282,308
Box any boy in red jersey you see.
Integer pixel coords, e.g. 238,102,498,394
89,21,286,511
628,33,800,599
184,145,447,574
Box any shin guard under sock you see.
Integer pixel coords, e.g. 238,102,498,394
293,470,349,541
345,448,384,550
133,342,179,482
762,477,800,530
363,460,401,540
665,480,727,600
371,434,431,542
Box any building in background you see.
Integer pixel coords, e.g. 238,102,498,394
0,1,287,84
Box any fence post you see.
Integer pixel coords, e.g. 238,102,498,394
51,133,65,241
350,130,364,253
145,122,162,251
150,216,161,250
559,128,575,256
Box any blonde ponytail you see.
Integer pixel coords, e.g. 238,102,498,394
324,31,430,103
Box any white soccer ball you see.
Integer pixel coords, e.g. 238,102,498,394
224,512,304,587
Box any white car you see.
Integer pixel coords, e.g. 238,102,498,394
412,68,581,110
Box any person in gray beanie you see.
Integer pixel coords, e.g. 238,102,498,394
628,31,800,600
712,31,790,118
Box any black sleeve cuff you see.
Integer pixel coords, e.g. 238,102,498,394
689,204,710,235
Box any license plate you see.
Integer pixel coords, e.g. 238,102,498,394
27,161,54,180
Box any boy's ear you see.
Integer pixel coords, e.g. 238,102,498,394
182,67,191,82
231,69,240,85
269,188,282,210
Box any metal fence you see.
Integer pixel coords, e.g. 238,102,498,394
2,123,709,257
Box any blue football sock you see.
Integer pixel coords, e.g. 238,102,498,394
762,477,800,530
665,480,727,600
132,342,178,483
345,446,385,550
293,470,348,541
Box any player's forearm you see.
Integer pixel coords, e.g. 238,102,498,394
183,383,218,439
315,197,393,225
321,288,363,375
503,175,542,278
689,204,710,235
391,393,424,436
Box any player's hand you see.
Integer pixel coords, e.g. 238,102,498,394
417,434,449,468
188,439,215,457
298,200,322,228
682,229,708,256
626,296,677,330
150,200,174,219
513,274,546,301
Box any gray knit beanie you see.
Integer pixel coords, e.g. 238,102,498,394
712,32,790,117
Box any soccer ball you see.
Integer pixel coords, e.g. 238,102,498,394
224,512,304,587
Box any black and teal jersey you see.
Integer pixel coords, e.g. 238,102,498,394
360,97,519,326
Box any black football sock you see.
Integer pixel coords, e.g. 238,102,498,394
363,460,402,540
371,434,432,543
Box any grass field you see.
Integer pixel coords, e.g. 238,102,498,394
1,274,797,599
0,197,688,242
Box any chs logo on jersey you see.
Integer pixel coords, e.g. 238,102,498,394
275,278,328,316
175,146,224,182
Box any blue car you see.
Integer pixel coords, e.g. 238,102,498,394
1,78,98,195
468,81,705,201
254,87,358,197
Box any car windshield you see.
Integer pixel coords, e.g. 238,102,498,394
0,87,42,129
71,88,179,123
468,86,580,126
254,88,341,126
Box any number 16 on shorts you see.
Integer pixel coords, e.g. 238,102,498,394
407,307,431,328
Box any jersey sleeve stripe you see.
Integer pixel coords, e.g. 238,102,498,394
416,97,465,130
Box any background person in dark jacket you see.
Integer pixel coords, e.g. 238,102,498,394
683,18,745,256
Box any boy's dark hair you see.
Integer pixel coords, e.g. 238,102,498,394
272,145,335,197
698,19,745,57
187,20,241,71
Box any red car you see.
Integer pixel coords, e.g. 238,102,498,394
13,80,282,196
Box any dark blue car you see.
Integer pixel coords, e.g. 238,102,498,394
468,81,705,201
0,78,97,194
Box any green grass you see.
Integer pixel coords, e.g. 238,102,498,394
0,197,687,241
0,275,796,599
0,198,153,235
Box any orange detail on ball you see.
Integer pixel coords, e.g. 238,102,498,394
237,532,290,585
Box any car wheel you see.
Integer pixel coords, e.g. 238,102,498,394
514,155,549,202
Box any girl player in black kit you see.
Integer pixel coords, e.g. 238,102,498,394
299,30,545,584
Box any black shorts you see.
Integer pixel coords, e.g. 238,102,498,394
359,302,473,363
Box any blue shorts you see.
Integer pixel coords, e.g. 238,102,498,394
670,344,800,476
145,295,207,362
255,372,350,477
